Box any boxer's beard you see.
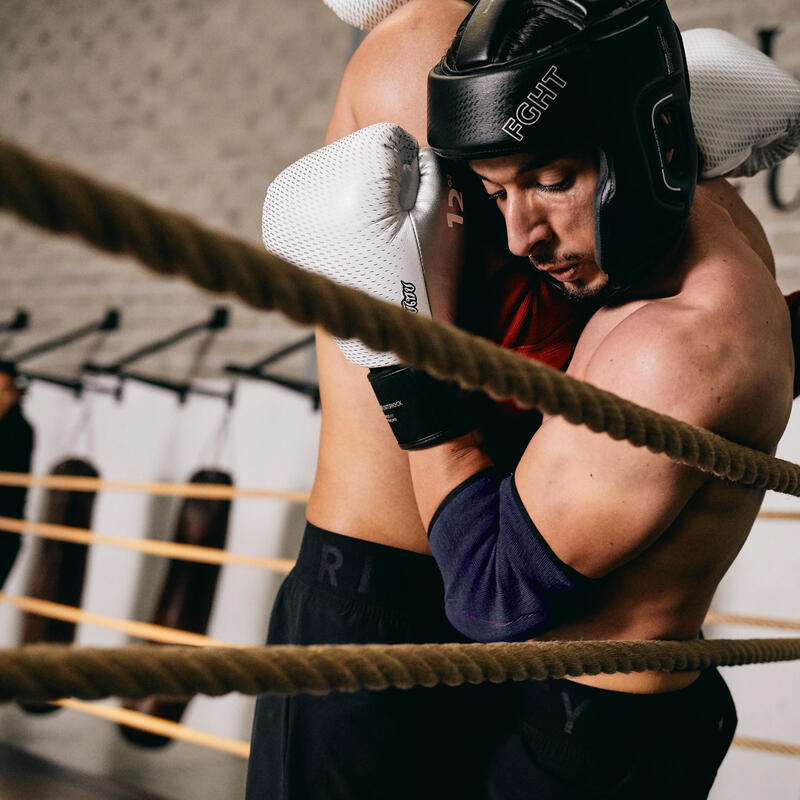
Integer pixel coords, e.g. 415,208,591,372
528,251,607,300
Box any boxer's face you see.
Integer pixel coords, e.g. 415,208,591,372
0,372,19,418
470,151,606,299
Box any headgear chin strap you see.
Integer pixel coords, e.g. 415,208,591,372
428,0,698,289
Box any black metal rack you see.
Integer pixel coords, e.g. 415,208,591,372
8,309,120,397
225,334,319,409
84,306,233,405
0,310,29,333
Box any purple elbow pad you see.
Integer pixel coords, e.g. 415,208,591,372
428,469,594,642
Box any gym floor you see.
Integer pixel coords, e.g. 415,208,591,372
0,703,248,800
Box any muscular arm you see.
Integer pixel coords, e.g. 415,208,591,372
325,0,470,145
308,0,470,547
408,291,776,610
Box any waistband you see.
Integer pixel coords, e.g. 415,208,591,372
292,522,448,612
519,666,732,757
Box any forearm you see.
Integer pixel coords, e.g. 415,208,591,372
407,431,492,528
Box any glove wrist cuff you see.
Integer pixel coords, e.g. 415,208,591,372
368,366,483,450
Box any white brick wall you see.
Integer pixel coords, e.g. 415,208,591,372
0,0,352,380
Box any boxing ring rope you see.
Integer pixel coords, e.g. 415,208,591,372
0,516,295,574
1,136,800,497
1,137,800,763
0,530,797,757
753,510,800,521
0,593,237,647
0,468,793,518
55,699,251,758
704,611,800,633
0,638,798,704
2,520,799,631
0,471,310,504
731,737,800,758
0,517,800,644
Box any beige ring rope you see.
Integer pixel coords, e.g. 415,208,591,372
0,517,295,574
6,524,800,630
0,472,310,504
1,137,799,496
0,470,791,520
0,638,798,704
703,611,800,632
55,699,251,758
0,593,239,648
732,736,800,758
47,704,800,762
755,510,800,521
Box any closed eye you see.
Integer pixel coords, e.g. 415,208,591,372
482,175,575,203
535,176,574,193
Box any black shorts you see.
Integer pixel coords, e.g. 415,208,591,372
245,523,521,800
486,667,737,800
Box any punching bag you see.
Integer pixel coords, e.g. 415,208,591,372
120,468,233,747
20,457,99,713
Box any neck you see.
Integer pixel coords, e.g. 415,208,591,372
607,229,690,306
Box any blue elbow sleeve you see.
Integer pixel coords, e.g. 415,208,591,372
428,469,593,642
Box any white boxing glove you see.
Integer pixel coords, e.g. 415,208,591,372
685,28,800,178
262,123,466,367
322,0,407,30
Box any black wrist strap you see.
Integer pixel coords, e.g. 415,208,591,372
368,365,484,450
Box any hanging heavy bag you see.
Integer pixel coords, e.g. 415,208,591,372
20,457,99,714
119,468,233,747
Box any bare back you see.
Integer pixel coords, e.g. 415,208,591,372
309,0,471,550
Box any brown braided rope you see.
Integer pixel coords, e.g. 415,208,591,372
1,137,799,495
0,638,799,704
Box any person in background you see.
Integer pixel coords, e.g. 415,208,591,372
0,361,34,588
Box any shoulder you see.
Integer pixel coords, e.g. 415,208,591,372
697,179,775,275
330,0,470,143
582,300,713,417
582,287,792,449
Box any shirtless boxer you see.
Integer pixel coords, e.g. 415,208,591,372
248,1,798,797
362,1,793,795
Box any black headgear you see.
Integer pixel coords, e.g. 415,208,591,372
428,0,698,288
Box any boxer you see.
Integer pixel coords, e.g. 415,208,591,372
249,2,800,797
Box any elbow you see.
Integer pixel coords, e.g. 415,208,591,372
443,592,555,642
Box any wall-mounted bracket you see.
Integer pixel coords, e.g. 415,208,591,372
225,334,319,409
84,306,231,405
12,309,119,364
0,310,29,333
8,309,119,396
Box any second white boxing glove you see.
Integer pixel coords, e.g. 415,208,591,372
685,28,800,178
262,123,467,367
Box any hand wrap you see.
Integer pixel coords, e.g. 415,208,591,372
367,366,484,449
